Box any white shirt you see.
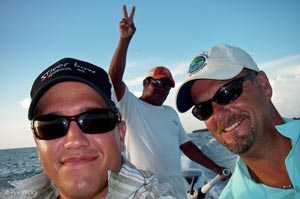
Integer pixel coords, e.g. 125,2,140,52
118,87,190,197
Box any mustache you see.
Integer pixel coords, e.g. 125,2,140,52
216,113,248,133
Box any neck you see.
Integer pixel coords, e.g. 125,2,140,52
139,96,163,106
241,132,292,188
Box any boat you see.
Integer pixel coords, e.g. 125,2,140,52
183,168,231,199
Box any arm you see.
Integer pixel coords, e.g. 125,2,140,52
109,5,136,101
180,141,228,177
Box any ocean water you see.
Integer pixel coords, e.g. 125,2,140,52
0,131,237,199
181,130,237,198
0,147,43,188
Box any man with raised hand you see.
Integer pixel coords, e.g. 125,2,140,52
109,5,228,198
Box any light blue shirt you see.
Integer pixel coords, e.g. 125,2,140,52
219,118,300,199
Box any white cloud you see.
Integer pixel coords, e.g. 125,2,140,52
270,75,300,118
125,76,144,87
258,54,300,118
259,55,300,69
259,55,300,78
170,61,190,77
20,97,31,109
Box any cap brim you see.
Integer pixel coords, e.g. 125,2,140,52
176,80,195,113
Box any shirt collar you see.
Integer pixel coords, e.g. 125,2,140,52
276,118,300,143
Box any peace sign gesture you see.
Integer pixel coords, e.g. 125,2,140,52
119,5,136,39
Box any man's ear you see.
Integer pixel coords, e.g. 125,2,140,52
117,121,126,152
143,78,149,87
256,71,272,99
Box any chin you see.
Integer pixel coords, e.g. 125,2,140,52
57,176,106,198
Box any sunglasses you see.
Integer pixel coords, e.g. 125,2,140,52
149,78,172,91
192,73,257,121
32,108,121,140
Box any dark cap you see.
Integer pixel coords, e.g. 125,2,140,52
28,58,117,120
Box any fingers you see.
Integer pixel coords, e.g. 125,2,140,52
129,6,135,21
119,18,126,27
122,5,128,20
123,5,135,22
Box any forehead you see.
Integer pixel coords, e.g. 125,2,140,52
44,81,101,96
35,81,108,114
191,78,226,92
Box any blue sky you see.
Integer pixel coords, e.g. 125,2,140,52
1,0,300,149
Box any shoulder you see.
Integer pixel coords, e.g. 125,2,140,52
8,172,58,198
162,105,178,114
120,86,136,101
118,86,141,110
108,158,182,198
220,158,273,199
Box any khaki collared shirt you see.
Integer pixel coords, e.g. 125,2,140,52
6,158,183,199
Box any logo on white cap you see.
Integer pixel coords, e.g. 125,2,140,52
188,54,208,76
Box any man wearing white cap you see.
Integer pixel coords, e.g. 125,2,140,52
176,44,300,198
109,5,228,197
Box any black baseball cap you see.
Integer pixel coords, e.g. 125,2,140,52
28,57,117,120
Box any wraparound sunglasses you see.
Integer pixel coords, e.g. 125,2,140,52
32,108,121,140
149,78,172,91
192,72,257,121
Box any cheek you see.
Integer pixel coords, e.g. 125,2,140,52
205,120,215,132
205,120,221,139
35,139,62,171
90,133,122,172
89,133,121,153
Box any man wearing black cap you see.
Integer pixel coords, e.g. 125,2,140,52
176,44,300,198
109,5,228,197
9,58,182,198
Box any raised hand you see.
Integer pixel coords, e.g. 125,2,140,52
119,5,136,39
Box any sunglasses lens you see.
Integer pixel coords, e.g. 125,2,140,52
32,109,120,140
192,100,213,121
151,79,163,88
214,81,243,105
33,116,68,140
155,80,163,87
192,73,257,121
151,79,171,91
79,110,118,134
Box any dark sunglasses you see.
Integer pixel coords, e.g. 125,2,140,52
32,108,121,140
192,73,257,121
149,78,172,91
